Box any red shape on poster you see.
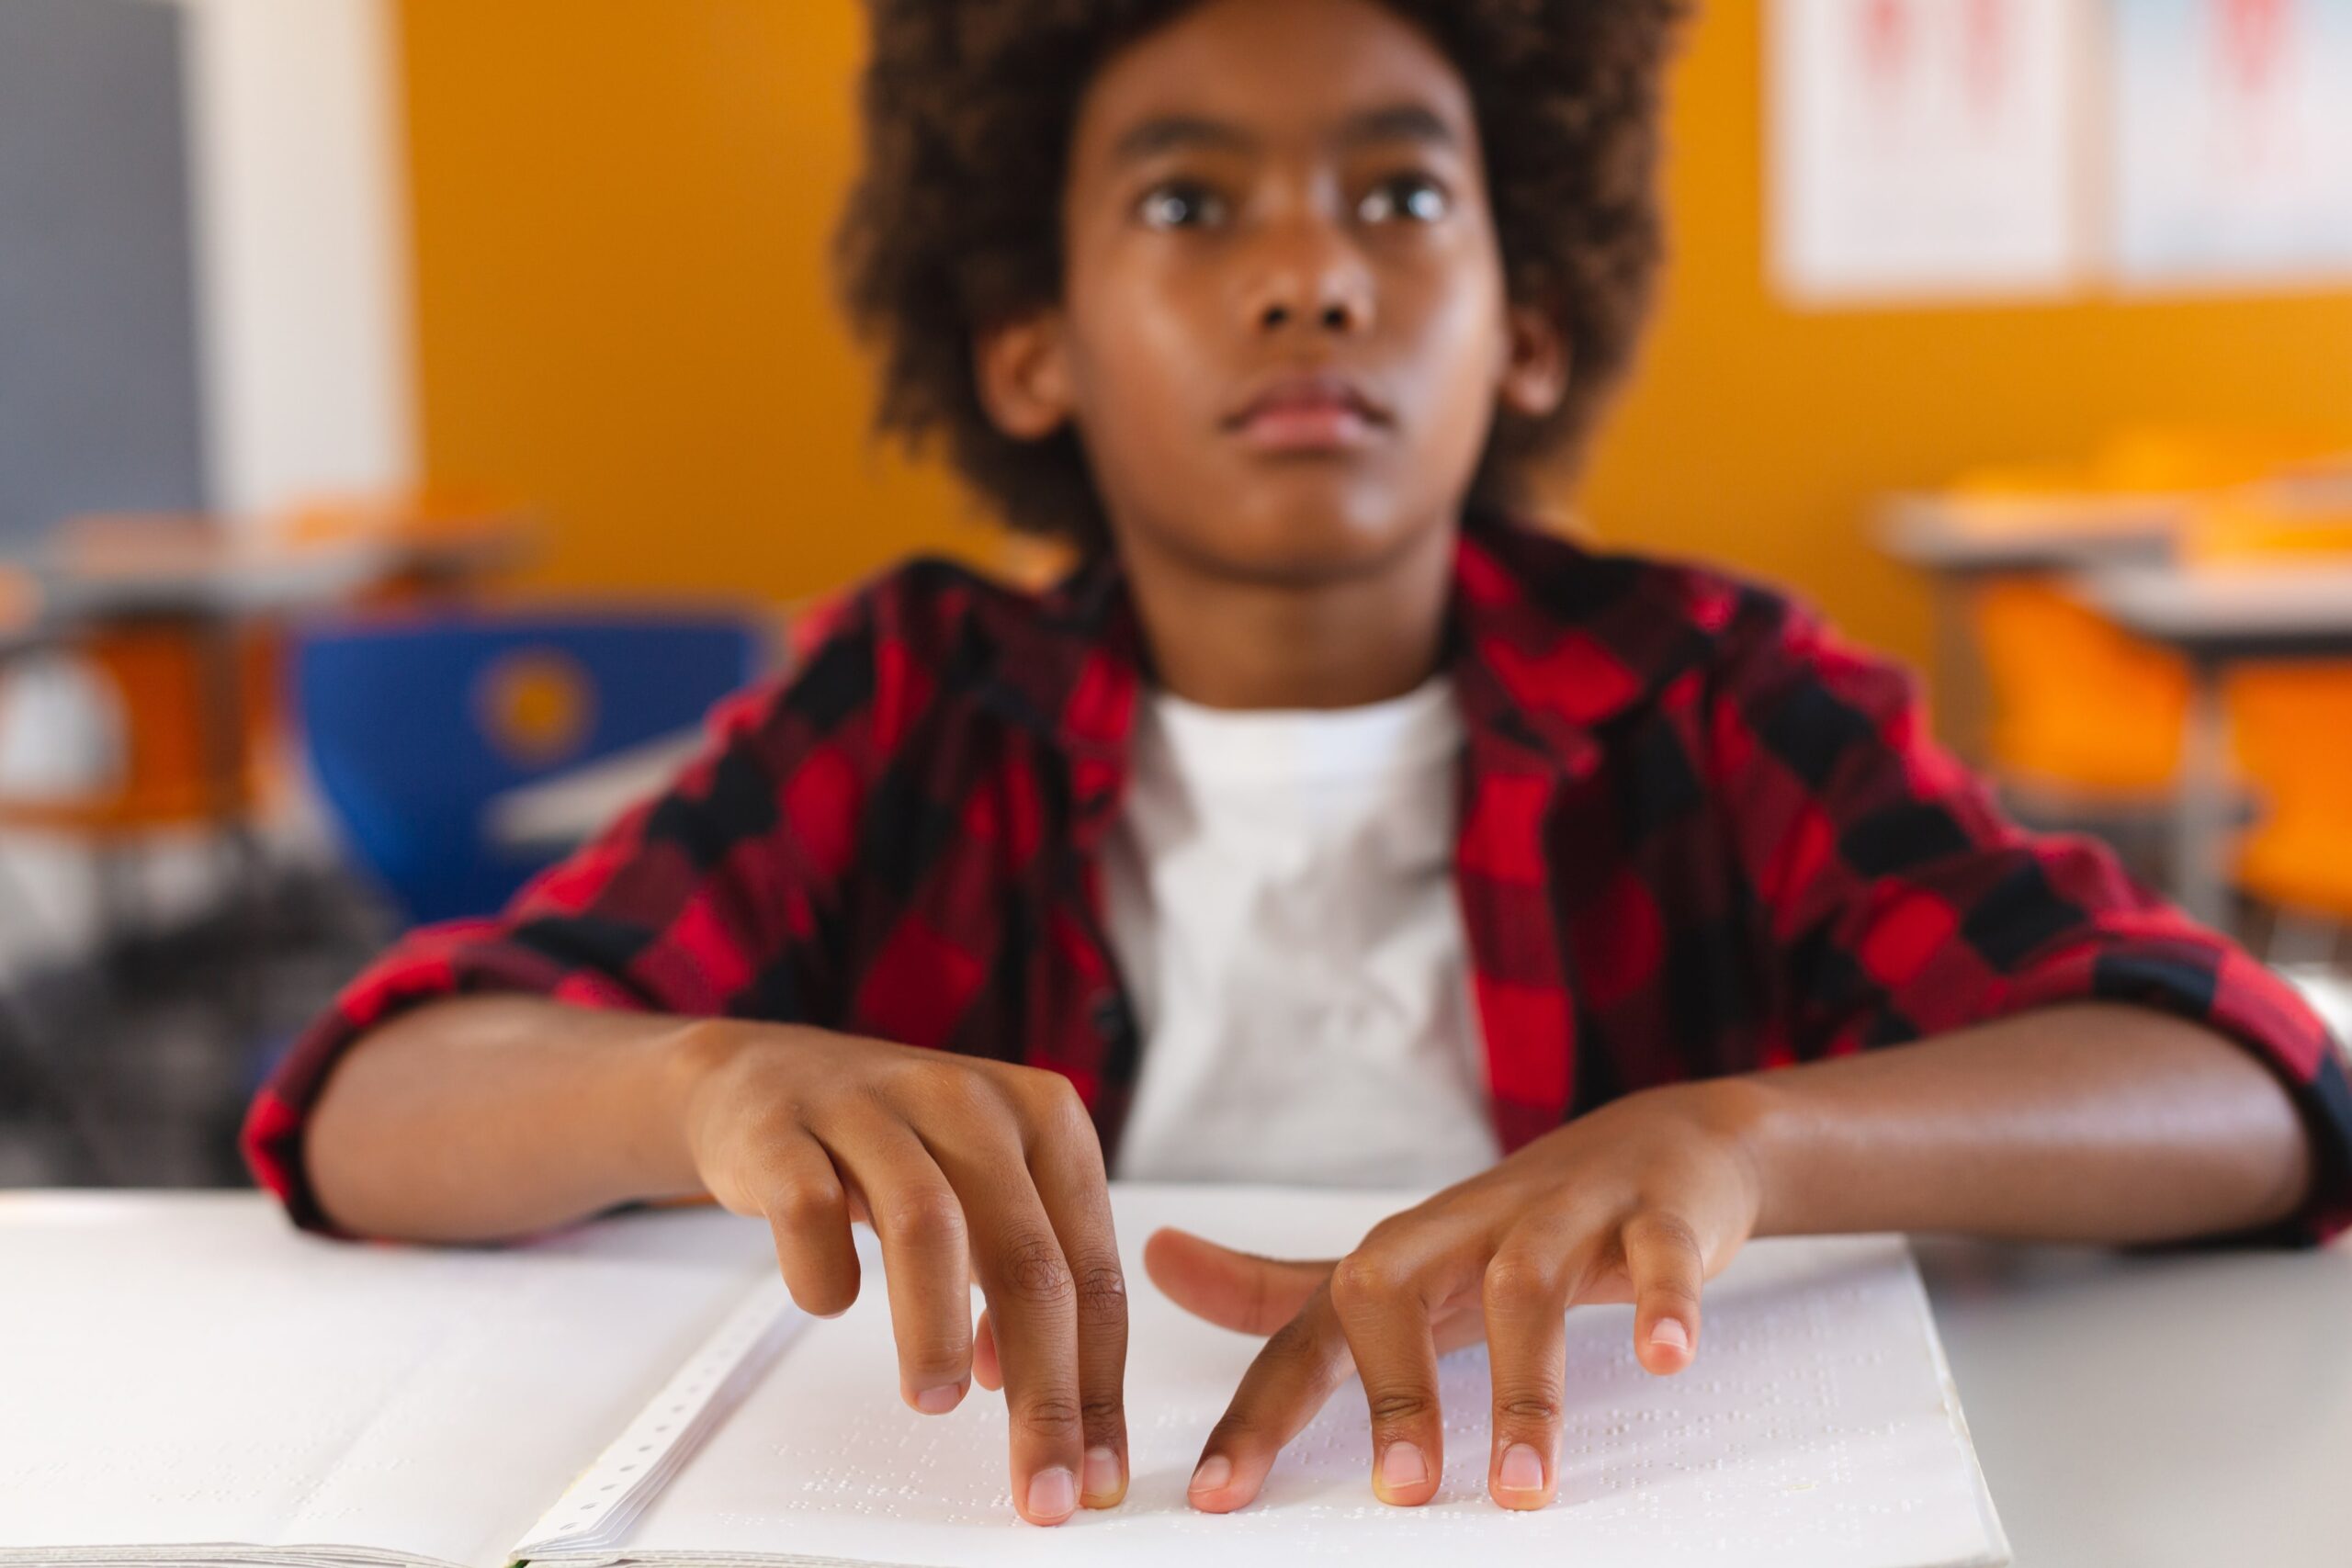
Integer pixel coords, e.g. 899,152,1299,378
1962,0,2010,118
1861,0,1914,89
2218,0,2290,98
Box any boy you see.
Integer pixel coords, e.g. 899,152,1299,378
247,0,2352,1530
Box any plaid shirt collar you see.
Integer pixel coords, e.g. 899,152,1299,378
991,510,1676,843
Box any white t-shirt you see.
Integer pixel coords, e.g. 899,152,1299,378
1102,676,1504,1188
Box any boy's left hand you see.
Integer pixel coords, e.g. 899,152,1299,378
1144,1082,1767,1513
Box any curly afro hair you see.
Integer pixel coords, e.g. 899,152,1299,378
836,0,1684,554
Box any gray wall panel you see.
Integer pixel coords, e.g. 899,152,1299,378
0,0,209,543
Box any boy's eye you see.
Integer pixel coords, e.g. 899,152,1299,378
1357,174,1449,226
1137,181,1228,230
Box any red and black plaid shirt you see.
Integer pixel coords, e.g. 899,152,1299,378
247,512,2352,1242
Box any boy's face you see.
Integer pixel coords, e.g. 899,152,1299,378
978,0,1566,585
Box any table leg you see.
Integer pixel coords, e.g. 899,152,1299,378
1931,574,1987,765
192,616,247,821
2171,660,2233,931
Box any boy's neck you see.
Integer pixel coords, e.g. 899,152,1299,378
1115,515,1455,711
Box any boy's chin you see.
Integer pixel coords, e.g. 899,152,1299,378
1177,492,1450,588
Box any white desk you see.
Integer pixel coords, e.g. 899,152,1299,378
2069,561,2352,926
1874,493,2187,580
1914,1234,2352,1565
36,540,408,621
4,1191,2343,1563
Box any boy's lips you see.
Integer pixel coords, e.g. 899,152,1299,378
1223,371,1391,454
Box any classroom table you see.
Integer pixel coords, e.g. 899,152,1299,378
2067,560,2352,928
1873,493,2187,579
6,1190,2346,1566
1872,493,2184,763
4,524,537,828
33,524,532,617
1913,1231,2352,1566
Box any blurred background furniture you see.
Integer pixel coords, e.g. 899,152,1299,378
1876,429,2345,773
291,608,773,928
268,488,540,603
1882,431,2352,947
0,506,535,952
0,502,542,1183
2072,550,2352,932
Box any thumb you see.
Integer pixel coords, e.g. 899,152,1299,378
1142,1226,1334,1337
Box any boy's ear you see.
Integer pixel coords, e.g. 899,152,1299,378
974,311,1076,442
1497,302,1569,422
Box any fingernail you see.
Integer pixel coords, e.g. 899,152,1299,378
1650,1318,1691,1353
1082,1445,1123,1505
911,1382,965,1415
1497,1441,1545,1493
1381,1440,1429,1491
1189,1453,1233,1494
1027,1466,1077,1520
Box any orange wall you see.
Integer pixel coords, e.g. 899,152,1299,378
1580,2,2352,665
401,0,2352,667
399,0,1002,606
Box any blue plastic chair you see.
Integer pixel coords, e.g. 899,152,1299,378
291,607,771,927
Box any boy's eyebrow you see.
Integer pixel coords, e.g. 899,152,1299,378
1111,115,1257,164
1334,103,1460,151
1108,103,1460,165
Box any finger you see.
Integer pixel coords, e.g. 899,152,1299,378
753,1131,861,1319
1188,1284,1355,1514
1480,1217,1608,1511
1026,1091,1130,1509
973,1306,1001,1393
1622,1210,1705,1375
932,1144,1085,1528
1329,1246,1451,1508
1142,1227,1335,1336
816,1110,975,1418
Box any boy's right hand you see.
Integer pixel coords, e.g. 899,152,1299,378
673,1022,1127,1525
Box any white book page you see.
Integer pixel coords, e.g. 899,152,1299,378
601,1185,2007,1568
0,1194,772,1567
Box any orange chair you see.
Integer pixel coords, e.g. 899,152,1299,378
2086,426,2347,494
1949,454,2194,826
2188,493,2352,932
1945,434,2352,888
0,622,278,833
1956,434,2352,799
1969,576,2191,804
2185,489,2352,568
2228,667,2352,932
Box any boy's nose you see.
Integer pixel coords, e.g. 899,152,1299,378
1245,226,1374,337
1259,298,1360,333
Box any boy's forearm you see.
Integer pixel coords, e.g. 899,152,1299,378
1723,1003,2317,1245
303,996,718,1243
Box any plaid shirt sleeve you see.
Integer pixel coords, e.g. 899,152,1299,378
243,581,921,1233
1706,588,2352,1245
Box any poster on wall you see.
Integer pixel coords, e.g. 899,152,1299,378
1768,0,2092,306
2111,0,2352,287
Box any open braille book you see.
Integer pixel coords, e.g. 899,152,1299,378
0,1185,2007,1568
